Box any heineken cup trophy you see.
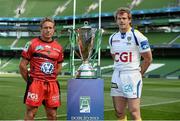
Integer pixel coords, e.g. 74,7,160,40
75,25,97,78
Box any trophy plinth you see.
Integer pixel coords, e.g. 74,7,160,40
75,26,97,78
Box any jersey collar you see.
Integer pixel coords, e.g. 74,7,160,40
39,36,54,43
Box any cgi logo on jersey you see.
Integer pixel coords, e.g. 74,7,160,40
27,92,38,102
114,52,132,62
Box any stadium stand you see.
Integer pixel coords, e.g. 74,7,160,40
0,0,179,79
0,0,178,17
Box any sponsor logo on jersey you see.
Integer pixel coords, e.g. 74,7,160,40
123,84,133,93
45,45,51,48
115,52,132,62
53,47,60,52
23,41,31,52
27,92,38,102
40,62,54,74
140,40,150,50
52,95,59,102
112,40,120,43
35,45,44,51
111,82,118,88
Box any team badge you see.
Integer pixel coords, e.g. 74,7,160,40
127,36,131,45
40,62,54,74
47,50,51,55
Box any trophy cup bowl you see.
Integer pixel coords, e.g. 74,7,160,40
75,26,97,78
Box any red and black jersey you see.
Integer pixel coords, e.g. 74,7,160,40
21,37,64,82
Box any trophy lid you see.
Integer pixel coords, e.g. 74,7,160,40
81,21,91,29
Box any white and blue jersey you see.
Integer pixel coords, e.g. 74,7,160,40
109,28,151,71
109,28,151,98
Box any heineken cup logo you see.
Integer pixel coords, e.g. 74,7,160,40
80,96,91,113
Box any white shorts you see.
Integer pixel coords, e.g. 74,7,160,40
110,70,142,98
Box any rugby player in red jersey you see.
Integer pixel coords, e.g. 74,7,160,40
19,17,64,120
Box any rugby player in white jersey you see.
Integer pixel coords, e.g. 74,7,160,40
109,7,152,121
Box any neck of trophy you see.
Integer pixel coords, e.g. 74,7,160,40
83,60,89,64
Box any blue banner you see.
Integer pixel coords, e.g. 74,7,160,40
67,78,104,120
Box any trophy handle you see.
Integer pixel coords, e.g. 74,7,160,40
90,29,102,63
76,29,84,61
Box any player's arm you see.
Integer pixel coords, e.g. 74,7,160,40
140,51,152,76
111,54,115,60
57,63,62,74
19,58,29,82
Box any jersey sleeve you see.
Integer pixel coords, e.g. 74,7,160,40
21,41,33,60
109,33,116,54
135,30,151,53
57,46,64,63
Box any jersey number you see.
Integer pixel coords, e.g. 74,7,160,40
115,52,132,62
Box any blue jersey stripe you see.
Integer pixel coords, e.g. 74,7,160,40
137,80,141,98
131,28,139,46
109,32,117,46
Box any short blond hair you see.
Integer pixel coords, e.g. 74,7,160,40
114,7,132,21
40,17,55,28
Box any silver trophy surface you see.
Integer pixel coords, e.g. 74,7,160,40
75,25,97,78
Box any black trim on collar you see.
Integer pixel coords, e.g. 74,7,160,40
38,36,54,43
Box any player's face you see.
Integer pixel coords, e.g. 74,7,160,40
116,12,131,32
41,21,55,41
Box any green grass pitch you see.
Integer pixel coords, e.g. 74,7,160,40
0,75,180,120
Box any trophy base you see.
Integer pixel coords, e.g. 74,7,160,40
76,63,96,79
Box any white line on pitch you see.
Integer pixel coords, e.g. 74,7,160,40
34,99,180,120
